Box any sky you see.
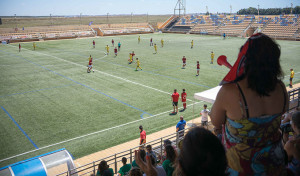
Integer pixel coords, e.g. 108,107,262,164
0,0,299,16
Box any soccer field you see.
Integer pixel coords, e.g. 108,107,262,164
0,33,299,167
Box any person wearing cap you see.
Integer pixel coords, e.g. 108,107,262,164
171,89,180,114
176,116,186,138
210,33,289,175
139,125,146,146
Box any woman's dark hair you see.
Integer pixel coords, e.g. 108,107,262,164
165,145,176,163
243,34,283,96
164,139,172,146
292,111,300,130
98,160,109,175
175,127,228,176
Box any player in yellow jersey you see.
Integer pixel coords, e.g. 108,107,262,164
33,42,36,50
154,44,157,54
135,58,142,71
105,45,109,55
88,55,92,62
290,68,295,88
191,40,194,49
210,51,214,64
138,36,141,44
161,39,164,47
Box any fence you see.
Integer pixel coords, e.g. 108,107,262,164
56,127,188,176
288,87,300,111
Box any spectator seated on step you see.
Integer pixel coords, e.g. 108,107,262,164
118,157,132,176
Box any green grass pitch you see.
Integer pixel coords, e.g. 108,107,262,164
0,33,299,167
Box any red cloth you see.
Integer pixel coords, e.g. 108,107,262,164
89,58,93,65
220,33,263,85
197,64,200,69
114,48,117,53
140,130,146,144
172,92,180,102
181,92,187,102
93,41,95,45
182,57,186,63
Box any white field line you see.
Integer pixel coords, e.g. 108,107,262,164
0,101,202,163
7,45,195,102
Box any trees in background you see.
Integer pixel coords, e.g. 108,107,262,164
237,6,300,15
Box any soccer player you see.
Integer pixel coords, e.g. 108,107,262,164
191,40,194,49
93,40,95,48
33,42,36,50
290,68,295,88
223,33,226,40
196,61,200,76
150,38,153,46
105,45,109,55
154,43,157,54
19,43,21,52
182,56,186,69
87,56,94,73
161,39,164,47
181,89,187,111
211,51,215,64
138,36,141,44
171,89,180,114
112,39,114,46
135,58,142,71
114,47,118,57
118,41,121,51
128,51,135,64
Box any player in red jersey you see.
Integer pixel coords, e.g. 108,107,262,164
182,56,186,69
19,43,21,52
181,89,187,111
171,89,180,114
139,125,146,146
196,61,200,76
112,39,114,46
150,38,153,46
87,56,94,73
93,40,95,48
114,47,118,57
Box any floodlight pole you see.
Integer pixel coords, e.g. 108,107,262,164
80,13,82,25
174,0,186,17
107,13,109,24
258,5,260,28
291,3,293,14
14,14,17,29
230,5,232,15
131,12,133,23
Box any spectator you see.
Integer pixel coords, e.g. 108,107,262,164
200,104,210,129
132,149,146,168
175,127,227,176
211,33,288,175
135,150,158,176
176,116,186,138
96,160,114,176
162,145,176,176
118,157,131,176
284,111,300,176
146,145,157,162
129,167,143,176
139,125,146,146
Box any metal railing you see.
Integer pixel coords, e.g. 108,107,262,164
56,127,189,176
288,87,300,111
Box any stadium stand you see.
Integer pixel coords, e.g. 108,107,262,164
0,23,154,42
165,14,300,40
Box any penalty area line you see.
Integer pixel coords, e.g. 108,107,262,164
0,101,202,163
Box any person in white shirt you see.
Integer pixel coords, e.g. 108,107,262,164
201,104,210,128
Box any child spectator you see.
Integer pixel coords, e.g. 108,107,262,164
96,160,114,176
146,145,157,162
201,104,210,129
118,157,131,176
129,167,143,176
162,145,176,176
